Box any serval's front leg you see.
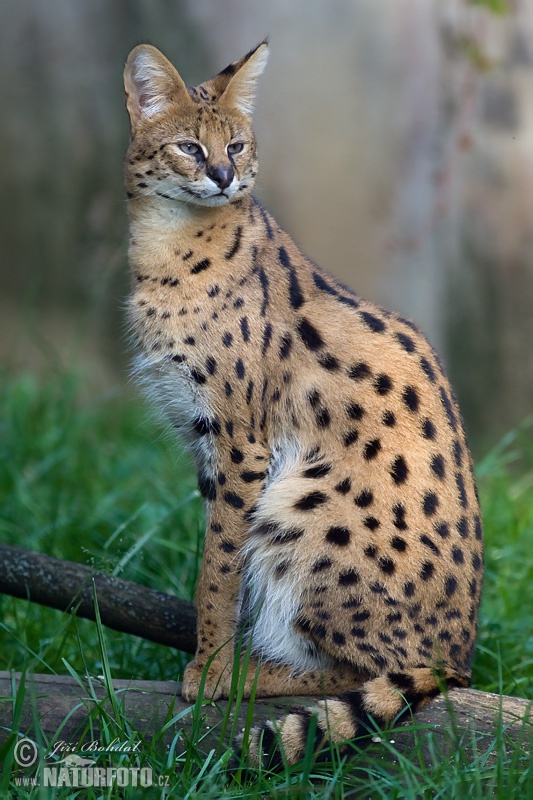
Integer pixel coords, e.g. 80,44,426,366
182,438,268,702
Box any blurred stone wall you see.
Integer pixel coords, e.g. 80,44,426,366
1,0,531,450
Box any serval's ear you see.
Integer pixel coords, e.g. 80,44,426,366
216,41,269,116
124,44,192,133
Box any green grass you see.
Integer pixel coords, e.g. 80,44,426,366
0,369,532,798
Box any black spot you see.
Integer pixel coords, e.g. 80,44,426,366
211,522,222,533
338,569,360,587
456,517,469,538
335,478,352,495
278,246,305,309
190,369,206,385
207,284,220,298
403,581,416,597
190,258,211,275
422,419,437,440
240,470,266,483
294,491,328,511
312,623,327,640
297,318,324,351
184,336,196,346
392,503,408,530
352,609,371,623
235,359,245,379
312,557,332,573
257,266,270,316
193,417,212,436
430,454,446,480
472,552,482,571
258,204,273,239
363,439,381,460
375,374,393,395
343,430,359,447
364,516,381,531
348,362,372,381
224,491,244,509
420,534,440,555
403,385,420,413
318,353,340,371
261,323,273,355
220,540,237,554
279,333,293,359
396,332,416,352
420,562,435,581
272,527,305,545
453,440,464,467
274,561,291,580
391,456,409,485
455,472,468,509
304,462,332,479
205,356,217,375
230,447,244,464
445,576,458,597
346,402,365,421
383,410,396,427
198,473,216,501
379,557,395,575
240,316,250,342
224,381,233,397
308,389,321,408
391,536,407,552
246,380,254,404
364,544,377,559
326,526,351,546
222,331,233,347
420,357,437,383
423,492,439,516
386,612,402,624
354,489,373,508
452,546,464,565
224,225,242,260
312,271,359,309
435,522,450,539
316,407,331,428
333,631,346,646
360,311,386,333
474,515,483,541
440,386,458,431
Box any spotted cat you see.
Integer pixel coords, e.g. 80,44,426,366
123,41,483,765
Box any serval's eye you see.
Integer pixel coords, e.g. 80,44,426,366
227,142,244,156
179,141,202,156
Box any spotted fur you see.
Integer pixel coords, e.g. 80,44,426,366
123,42,483,765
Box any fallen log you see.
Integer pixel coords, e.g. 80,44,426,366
0,672,531,768
0,544,197,654
1,547,532,768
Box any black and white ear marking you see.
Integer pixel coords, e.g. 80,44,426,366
219,41,269,116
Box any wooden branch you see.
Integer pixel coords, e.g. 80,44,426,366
0,672,531,766
1,548,531,766
0,544,197,654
